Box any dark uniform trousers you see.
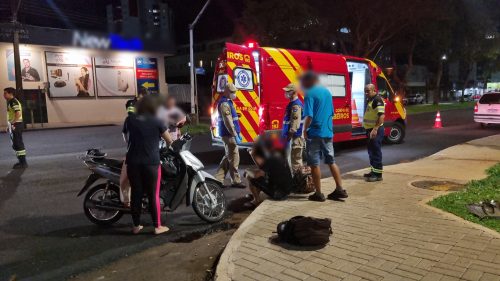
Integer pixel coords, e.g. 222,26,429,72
366,126,384,175
12,122,26,159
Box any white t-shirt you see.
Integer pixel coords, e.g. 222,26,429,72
157,106,186,141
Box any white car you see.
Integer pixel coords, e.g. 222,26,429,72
474,92,500,127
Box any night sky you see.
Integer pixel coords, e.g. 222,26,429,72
0,0,243,45
167,0,244,44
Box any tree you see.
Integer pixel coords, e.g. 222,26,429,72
238,0,325,49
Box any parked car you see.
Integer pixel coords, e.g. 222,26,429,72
472,93,482,101
474,92,500,127
404,94,424,105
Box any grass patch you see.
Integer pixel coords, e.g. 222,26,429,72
406,101,475,115
181,122,211,135
428,163,500,232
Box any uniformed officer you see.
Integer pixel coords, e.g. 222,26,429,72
363,84,385,182
215,83,245,188
125,87,147,115
3,87,27,169
281,83,304,170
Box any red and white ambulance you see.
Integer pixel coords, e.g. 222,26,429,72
210,42,406,146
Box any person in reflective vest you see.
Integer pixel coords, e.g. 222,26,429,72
281,83,304,170
363,84,385,182
4,87,27,169
215,83,245,188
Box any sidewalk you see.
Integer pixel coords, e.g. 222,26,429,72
216,135,500,281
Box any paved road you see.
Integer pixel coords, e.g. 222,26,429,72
0,108,498,280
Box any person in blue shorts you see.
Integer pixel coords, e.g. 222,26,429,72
301,71,348,202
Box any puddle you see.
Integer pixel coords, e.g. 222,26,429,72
411,180,464,191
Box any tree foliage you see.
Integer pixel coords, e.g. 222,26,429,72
238,0,500,102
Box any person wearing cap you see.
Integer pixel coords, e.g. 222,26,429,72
215,83,245,188
281,83,304,170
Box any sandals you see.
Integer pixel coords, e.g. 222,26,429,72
466,200,500,219
243,200,261,210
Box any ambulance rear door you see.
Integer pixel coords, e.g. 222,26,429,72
223,43,261,144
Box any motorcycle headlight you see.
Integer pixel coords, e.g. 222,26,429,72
180,151,204,171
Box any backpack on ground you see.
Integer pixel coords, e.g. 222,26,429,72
277,216,332,246
292,166,315,194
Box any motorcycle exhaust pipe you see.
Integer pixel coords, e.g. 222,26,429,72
85,200,130,212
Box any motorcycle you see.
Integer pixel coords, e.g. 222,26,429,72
77,133,227,226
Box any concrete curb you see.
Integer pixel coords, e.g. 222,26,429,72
215,134,500,281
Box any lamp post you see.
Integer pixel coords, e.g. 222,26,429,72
11,0,23,95
189,0,211,124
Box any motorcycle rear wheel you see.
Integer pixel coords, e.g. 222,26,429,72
84,183,124,226
192,180,226,223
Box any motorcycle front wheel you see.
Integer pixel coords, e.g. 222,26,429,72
84,183,123,226
192,180,226,223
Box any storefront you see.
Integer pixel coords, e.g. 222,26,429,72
0,24,173,128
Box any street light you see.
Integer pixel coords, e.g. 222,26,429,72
10,0,23,94
189,0,211,124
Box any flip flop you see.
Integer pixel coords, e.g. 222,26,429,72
466,200,500,220
243,201,260,210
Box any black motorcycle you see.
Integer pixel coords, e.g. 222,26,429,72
77,134,227,226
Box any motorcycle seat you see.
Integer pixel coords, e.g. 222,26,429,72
95,158,124,170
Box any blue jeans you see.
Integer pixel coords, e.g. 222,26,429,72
306,138,335,166
366,126,384,175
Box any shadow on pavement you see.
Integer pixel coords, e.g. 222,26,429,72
0,168,26,210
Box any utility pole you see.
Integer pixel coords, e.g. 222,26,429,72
11,0,23,95
189,0,211,124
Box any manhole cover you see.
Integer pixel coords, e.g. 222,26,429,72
411,181,464,191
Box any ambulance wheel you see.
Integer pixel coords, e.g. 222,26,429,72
385,123,405,144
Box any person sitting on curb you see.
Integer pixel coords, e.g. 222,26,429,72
244,135,293,208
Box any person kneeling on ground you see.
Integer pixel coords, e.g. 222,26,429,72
245,135,293,208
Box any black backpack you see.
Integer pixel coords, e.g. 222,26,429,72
277,216,332,246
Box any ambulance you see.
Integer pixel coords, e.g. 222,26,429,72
210,42,406,146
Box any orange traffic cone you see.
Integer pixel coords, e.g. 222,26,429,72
433,111,442,128
351,99,362,128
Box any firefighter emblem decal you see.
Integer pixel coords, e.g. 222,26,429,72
217,75,228,92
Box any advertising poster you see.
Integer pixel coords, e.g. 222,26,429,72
95,56,136,97
136,57,159,95
45,52,95,98
6,49,44,85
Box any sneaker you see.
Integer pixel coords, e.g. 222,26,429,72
366,174,383,182
12,162,28,169
154,226,170,235
363,172,372,178
231,182,246,188
327,188,349,200
308,192,326,202
132,225,143,234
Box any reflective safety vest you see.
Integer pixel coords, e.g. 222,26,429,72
282,99,304,139
7,98,23,123
126,98,137,115
363,95,385,129
217,96,241,137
